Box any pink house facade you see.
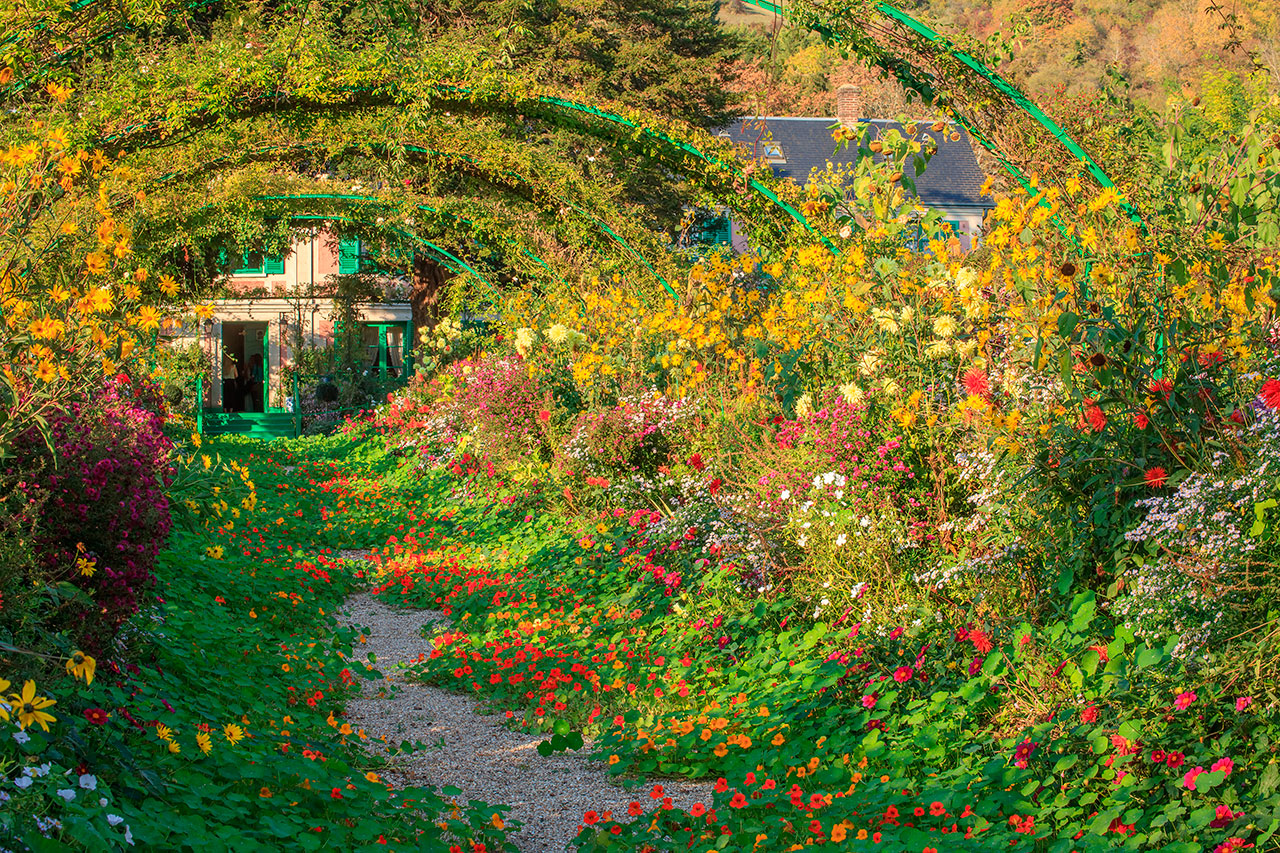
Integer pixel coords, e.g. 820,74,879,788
169,227,413,413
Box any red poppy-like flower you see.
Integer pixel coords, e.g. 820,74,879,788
1083,403,1107,432
893,665,914,682
1259,378,1280,409
583,811,599,824
929,801,947,816
690,802,706,817
83,708,109,725
729,792,748,808
961,367,991,400
1144,466,1168,489
627,801,643,816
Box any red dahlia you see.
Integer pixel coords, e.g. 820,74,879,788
961,367,991,399
1259,378,1280,410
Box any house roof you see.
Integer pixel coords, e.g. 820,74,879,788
718,117,993,210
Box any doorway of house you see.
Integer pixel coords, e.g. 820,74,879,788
359,323,407,377
221,321,268,413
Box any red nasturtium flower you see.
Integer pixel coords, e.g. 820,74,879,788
1144,466,1168,489
583,811,598,825
729,792,748,808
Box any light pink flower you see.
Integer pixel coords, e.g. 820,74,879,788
1235,696,1253,712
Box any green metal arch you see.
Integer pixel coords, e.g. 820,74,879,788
145,140,678,295
93,83,837,256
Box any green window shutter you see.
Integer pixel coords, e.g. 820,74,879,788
338,237,360,275
702,215,731,245
264,254,285,275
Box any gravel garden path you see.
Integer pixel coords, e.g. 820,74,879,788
335,553,710,853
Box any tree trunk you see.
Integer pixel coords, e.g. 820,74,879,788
411,254,452,334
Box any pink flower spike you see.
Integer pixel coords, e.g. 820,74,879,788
1235,696,1253,712
1174,690,1197,710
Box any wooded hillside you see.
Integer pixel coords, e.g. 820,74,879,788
722,0,1277,120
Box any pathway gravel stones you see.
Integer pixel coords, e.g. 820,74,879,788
336,575,710,853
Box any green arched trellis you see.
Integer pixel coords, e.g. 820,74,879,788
145,141,679,295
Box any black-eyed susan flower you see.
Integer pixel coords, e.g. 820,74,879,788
65,650,95,685
11,680,57,731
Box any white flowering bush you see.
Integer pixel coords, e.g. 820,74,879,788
0,738,136,848
562,388,694,477
1115,406,1280,659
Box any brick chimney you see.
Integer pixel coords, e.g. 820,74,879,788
836,84,862,126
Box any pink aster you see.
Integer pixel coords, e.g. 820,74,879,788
1211,757,1234,777
1174,690,1197,710
1183,766,1205,790
1235,696,1253,712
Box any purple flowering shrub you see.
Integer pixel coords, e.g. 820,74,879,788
10,376,173,651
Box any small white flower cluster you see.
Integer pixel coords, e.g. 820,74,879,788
1,757,133,845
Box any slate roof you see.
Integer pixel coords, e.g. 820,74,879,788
719,117,993,209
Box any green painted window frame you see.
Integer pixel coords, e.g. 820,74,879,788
229,250,286,276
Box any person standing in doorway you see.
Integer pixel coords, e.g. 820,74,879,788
248,354,265,413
